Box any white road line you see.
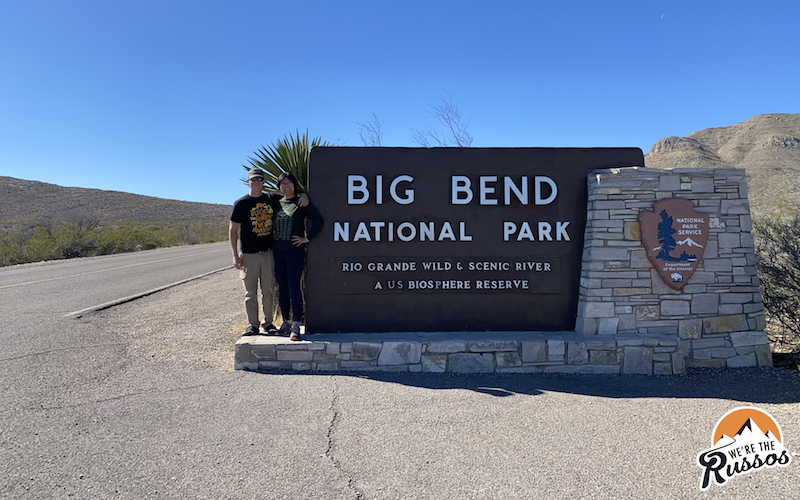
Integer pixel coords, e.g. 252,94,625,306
64,266,233,317
1,247,227,290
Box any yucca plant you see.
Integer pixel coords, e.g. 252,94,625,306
243,130,330,192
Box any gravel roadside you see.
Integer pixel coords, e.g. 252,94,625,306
84,267,245,371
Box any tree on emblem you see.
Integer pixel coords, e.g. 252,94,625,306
657,210,677,260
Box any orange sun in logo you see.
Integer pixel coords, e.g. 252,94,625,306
712,407,782,444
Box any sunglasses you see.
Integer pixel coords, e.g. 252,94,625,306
250,177,264,182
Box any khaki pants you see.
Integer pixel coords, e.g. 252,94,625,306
240,251,276,330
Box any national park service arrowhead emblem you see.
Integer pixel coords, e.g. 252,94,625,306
638,198,709,290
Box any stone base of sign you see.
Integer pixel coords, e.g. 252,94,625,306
573,166,772,369
234,329,772,375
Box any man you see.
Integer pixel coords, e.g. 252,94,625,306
229,168,308,336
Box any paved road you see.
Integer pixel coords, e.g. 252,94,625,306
1,243,799,498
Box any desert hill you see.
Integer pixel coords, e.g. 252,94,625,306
0,176,231,223
645,113,800,215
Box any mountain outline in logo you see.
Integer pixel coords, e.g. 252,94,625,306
697,407,792,490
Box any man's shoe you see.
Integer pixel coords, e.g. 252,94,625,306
242,325,259,336
262,324,279,335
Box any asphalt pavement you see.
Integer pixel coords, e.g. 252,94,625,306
1,242,798,498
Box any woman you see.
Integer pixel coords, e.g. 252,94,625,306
273,172,323,340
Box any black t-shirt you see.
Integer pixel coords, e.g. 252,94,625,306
230,193,281,253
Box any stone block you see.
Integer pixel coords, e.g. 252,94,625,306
719,304,743,315
496,352,522,367
672,353,686,375
521,341,547,362
678,319,703,339
350,342,382,361
235,343,258,365
637,305,660,320
703,258,732,272
653,353,671,362
661,300,690,316
378,342,422,365
292,363,311,371
624,221,641,241
589,350,620,365
703,315,749,333
567,342,589,364
660,174,681,191
754,344,773,367
691,177,714,193
325,342,340,355
623,346,653,374
692,338,728,349
654,362,673,375
449,353,494,373
276,350,314,362
426,340,466,353
574,316,598,334
258,360,291,370
691,294,720,314
597,317,620,334
586,340,616,349
468,340,518,352
729,331,769,347
421,355,447,373
720,293,752,304
583,302,616,318
591,247,629,261
547,340,565,356
727,353,757,368
693,348,712,359
251,344,277,360
720,199,750,215
711,347,738,358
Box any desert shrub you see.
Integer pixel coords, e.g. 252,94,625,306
754,213,800,352
0,221,228,266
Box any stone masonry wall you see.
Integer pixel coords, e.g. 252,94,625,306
574,167,772,369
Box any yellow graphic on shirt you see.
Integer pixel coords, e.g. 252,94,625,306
249,203,274,237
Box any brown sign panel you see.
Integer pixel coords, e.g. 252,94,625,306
306,147,644,333
638,198,710,290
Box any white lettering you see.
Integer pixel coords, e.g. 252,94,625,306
390,175,415,204
534,176,557,205
451,176,472,204
347,175,369,204
504,176,528,205
479,176,498,205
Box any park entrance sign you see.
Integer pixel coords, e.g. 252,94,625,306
305,147,644,333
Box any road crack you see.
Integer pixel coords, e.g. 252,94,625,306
325,379,365,500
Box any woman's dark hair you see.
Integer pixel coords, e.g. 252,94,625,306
276,172,301,194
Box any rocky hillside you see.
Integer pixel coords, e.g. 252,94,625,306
645,113,800,215
0,176,231,223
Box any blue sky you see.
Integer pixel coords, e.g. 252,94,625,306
2,0,798,206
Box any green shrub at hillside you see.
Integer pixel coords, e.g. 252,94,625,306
0,220,227,266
